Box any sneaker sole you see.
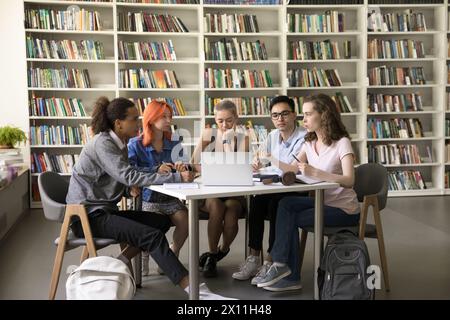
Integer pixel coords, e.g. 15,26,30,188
232,272,257,281
257,270,292,288
263,284,302,292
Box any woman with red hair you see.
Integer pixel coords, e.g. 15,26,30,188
128,100,188,275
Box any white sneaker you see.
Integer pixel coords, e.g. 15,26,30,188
185,283,238,300
232,255,260,281
141,251,150,276
251,261,272,286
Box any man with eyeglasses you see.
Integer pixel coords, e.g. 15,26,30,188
232,95,306,292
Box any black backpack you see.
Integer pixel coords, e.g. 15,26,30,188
318,231,375,300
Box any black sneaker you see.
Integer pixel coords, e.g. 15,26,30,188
203,254,218,278
199,248,230,269
217,247,230,262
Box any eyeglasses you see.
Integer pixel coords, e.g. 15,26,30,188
271,110,292,120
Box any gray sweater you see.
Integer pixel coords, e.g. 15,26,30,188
66,131,181,214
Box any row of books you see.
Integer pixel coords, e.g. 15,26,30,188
368,66,426,86
131,97,187,116
368,144,432,165
367,93,423,113
287,12,345,33
29,97,87,117
118,40,176,61
26,37,105,60
205,96,273,116
31,152,79,174
118,13,189,32
447,92,450,111
293,92,353,113
368,1,442,4
446,119,450,137
367,39,426,59
204,14,260,33
119,69,180,88
288,40,351,60
204,0,281,3
28,68,91,88
388,170,426,191
245,120,269,144
287,68,343,87
367,118,424,139
367,10,427,32
447,143,450,162
204,38,268,61
204,68,273,88
30,124,92,146
25,9,101,31
445,170,450,189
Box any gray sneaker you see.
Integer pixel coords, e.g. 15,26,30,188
251,262,272,286
263,278,302,292
256,264,291,288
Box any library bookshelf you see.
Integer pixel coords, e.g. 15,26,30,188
23,0,450,207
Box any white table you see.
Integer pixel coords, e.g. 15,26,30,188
149,181,339,300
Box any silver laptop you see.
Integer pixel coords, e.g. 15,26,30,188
201,152,253,186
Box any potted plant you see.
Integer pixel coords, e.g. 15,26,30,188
0,126,27,149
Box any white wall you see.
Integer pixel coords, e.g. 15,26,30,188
0,0,29,162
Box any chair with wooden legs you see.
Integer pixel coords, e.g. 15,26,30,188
38,171,139,300
298,163,391,292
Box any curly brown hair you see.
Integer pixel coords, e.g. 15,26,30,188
303,94,350,146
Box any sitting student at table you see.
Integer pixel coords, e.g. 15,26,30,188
67,96,235,299
231,96,306,287
191,99,250,278
128,100,189,275
256,94,360,291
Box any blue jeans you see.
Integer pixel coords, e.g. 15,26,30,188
270,196,360,281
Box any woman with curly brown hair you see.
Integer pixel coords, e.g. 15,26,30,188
254,94,361,292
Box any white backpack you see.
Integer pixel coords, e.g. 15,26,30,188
66,256,136,300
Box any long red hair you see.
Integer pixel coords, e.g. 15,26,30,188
142,100,173,147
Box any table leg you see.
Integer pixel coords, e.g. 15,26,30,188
314,189,324,300
188,199,199,300
133,252,142,288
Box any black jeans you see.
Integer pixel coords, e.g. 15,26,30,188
71,209,188,285
248,192,307,253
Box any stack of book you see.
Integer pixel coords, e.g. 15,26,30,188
368,144,432,165
29,97,87,117
30,124,92,146
367,9,427,32
26,37,105,60
367,93,423,112
204,38,268,61
131,97,186,116
367,118,424,139
0,149,24,168
368,66,426,86
204,68,273,88
288,68,343,87
205,96,272,116
118,40,177,61
388,170,426,191
25,8,102,31
288,40,346,60
28,67,91,88
368,39,425,59
118,12,189,32
204,14,260,33
119,69,180,88
287,11,345,33
293,92,353,113
31,152,79,174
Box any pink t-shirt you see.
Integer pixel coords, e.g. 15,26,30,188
302,137,360,215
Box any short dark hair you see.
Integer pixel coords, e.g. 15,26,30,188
269,95,295,112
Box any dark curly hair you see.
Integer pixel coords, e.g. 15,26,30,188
303,94,350,146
